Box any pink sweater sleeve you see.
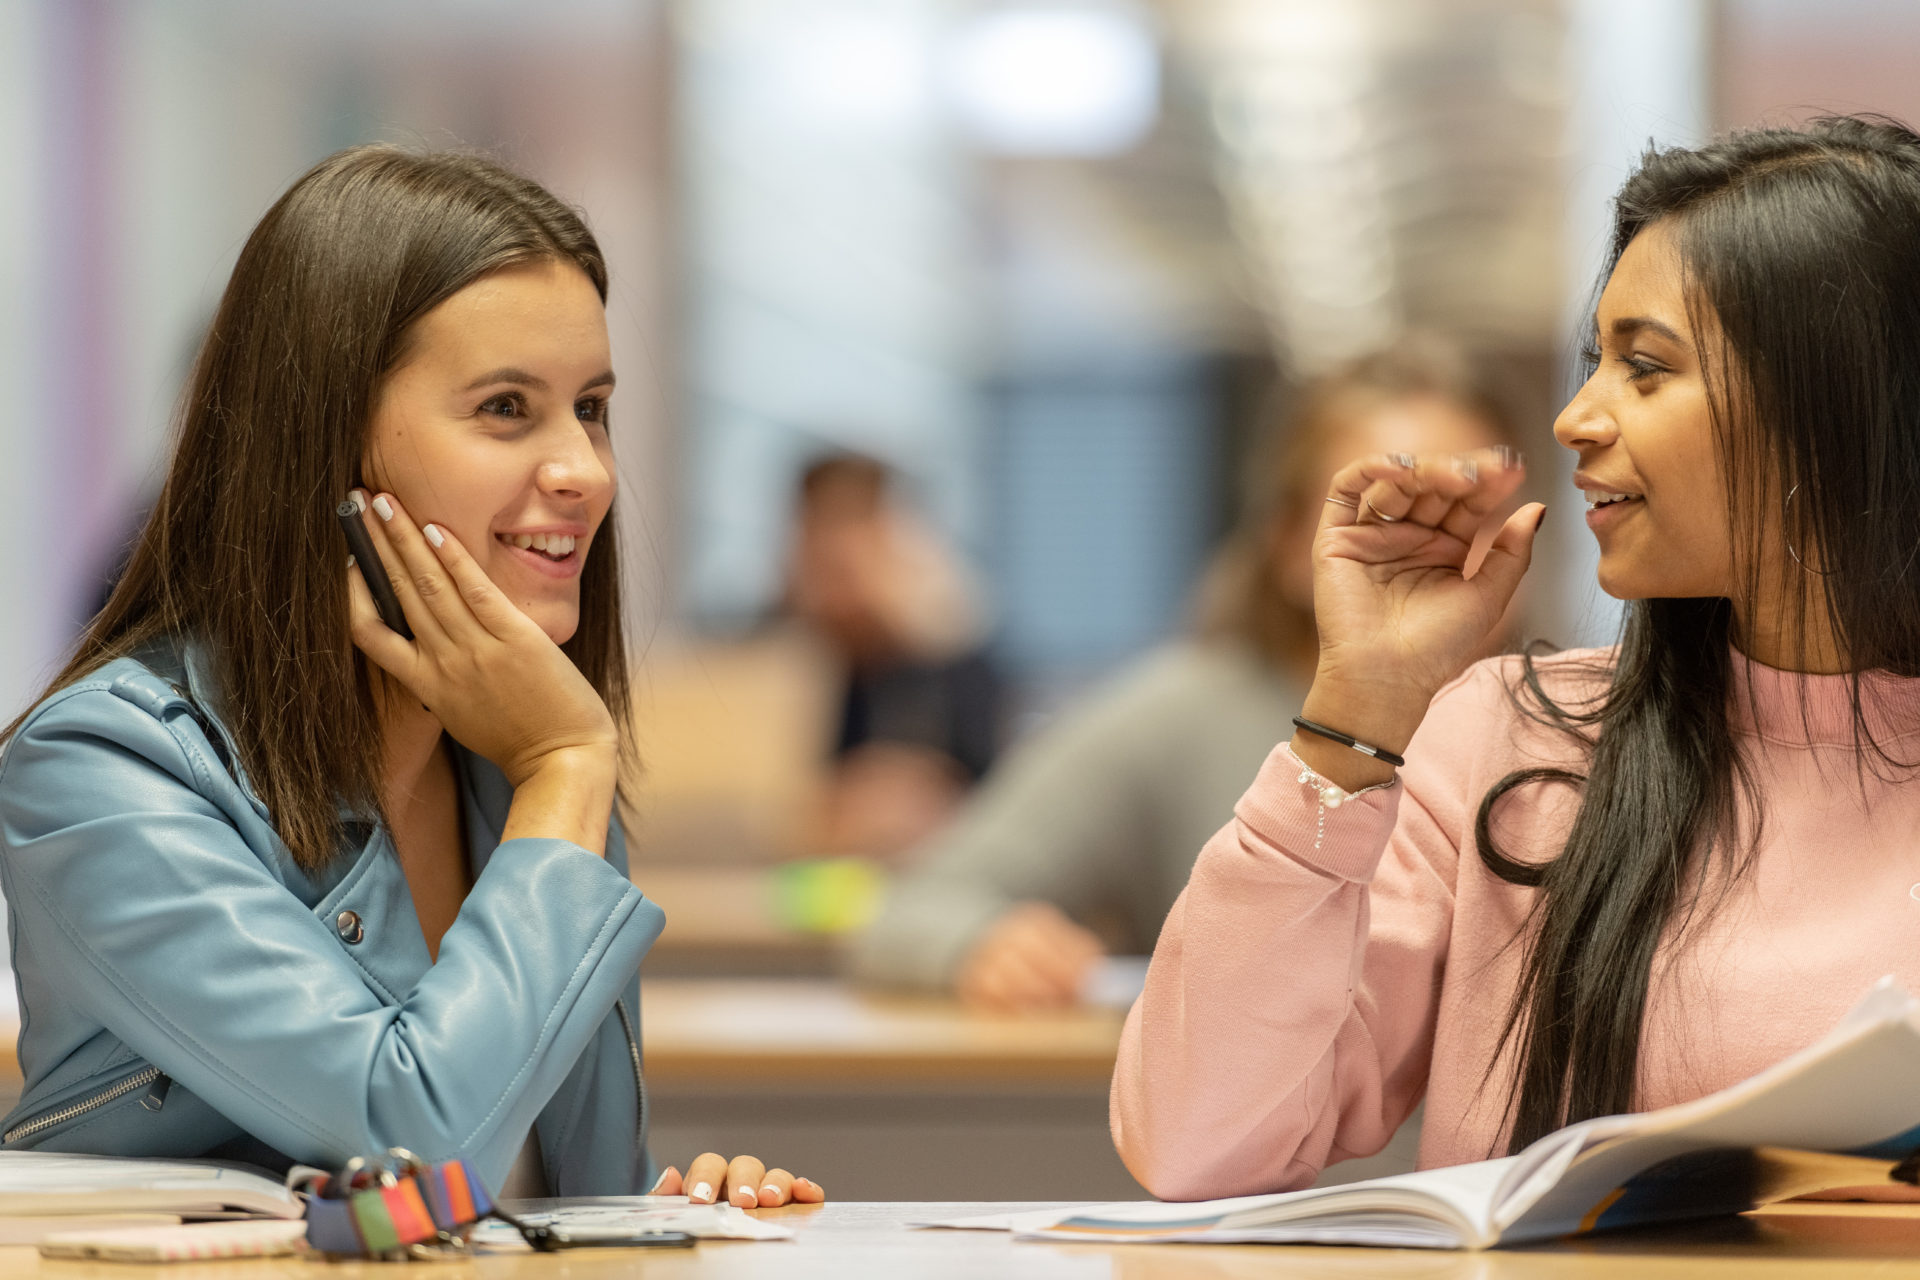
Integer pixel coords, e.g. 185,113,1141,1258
1110,673,1478,1201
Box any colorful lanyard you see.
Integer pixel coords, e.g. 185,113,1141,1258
300,1150,496,1260
297,1148,695,1259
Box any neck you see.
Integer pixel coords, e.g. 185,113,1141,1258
371,671,447,809
1731,593,1847,674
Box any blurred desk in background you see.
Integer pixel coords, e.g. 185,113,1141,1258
634,866,841,977
639,978,1144,1202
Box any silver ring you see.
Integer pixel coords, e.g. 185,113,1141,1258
1323,495,1360,509
1362,498,1403,524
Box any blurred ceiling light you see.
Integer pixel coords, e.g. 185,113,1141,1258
945,5,1160,156
779,14,936,131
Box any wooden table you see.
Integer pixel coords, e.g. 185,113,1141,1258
15,1201,1920,1277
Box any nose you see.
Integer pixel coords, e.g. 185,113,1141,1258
537,423,614,502
1552,372,1618,454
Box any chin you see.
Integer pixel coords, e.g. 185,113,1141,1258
1594,561,1650,601
524,605,580,646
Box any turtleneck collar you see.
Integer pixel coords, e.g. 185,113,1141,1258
1728,648,1920,745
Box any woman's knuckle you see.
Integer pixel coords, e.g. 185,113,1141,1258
412,571,442,598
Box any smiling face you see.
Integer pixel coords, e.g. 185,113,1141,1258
1554,219,1737,601
363,258,615,644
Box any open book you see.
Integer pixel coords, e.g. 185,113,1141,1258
930,976,1920,1249
0,1153,299,1243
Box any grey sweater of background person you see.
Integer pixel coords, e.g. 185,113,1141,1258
848,640,1304,990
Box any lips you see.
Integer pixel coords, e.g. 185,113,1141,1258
494,532,584,580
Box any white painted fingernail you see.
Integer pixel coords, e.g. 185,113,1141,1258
372,495,393,521
346,555,356,568
423,523,443,548
692,1182,711,1202
761,1185,779,1199
735,1186,756,1206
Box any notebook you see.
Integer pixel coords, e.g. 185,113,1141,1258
927,975,1920,1249
0,1153,299,1227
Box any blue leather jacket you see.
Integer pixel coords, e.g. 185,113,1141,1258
0,641,665,1194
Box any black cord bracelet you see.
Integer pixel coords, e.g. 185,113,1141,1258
1291,716,1406,769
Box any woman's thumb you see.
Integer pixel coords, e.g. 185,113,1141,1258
1475,503,1547,603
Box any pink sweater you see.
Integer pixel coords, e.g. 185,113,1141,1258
1112,647,1920,1201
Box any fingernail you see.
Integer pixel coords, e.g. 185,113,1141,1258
372,495,394,521
423,523,443,548
692,1182,712,1202
342,491,366,515
1452,455,1478,483
761,1185,780,1199
734,1186,757,1207
1534,505,1549,530
1391,452,1416,468
346,555,356,569
1495,445,1524,470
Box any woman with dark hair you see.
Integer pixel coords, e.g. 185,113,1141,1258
1115,115,1920,1199
0,145,817,1208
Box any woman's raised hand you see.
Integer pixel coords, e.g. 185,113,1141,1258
343,490,618,790
1298,449,1545,788
651,1155,826,1208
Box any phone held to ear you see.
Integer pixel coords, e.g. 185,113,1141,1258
337,495,414,640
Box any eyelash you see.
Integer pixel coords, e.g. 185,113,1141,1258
479,393,611,426
1618,355,1664,383
1577,346,1664,385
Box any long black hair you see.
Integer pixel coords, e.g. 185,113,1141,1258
1475,116,1920,1152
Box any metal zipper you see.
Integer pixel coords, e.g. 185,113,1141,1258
4,1067,164,1144
613,999,646,1153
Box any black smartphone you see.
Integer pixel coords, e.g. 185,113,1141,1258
522,1227,697,1251
337,495,414,640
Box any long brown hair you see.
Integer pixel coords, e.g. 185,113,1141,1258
3,144,633,872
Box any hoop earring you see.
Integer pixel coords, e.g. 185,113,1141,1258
1783,483,1836,577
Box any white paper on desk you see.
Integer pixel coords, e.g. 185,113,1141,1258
913,1206,1083,1233
474,1196,795,1244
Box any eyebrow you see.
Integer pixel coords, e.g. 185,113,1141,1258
1608,315,1687,347
461,367,617,393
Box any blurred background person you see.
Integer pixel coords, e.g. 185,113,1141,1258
849,340,1519,1009
777,452,1004,860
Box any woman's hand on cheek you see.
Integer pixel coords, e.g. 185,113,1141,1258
343,489,617,786
650,1154,826,1208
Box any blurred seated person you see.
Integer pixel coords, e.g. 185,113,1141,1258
780,452,1004,859
849,341,1520,1009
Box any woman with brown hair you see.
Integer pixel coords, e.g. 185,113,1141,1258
0,145,815,1207
850,340,1516,1017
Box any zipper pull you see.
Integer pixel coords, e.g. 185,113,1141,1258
141,1074,173,1113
